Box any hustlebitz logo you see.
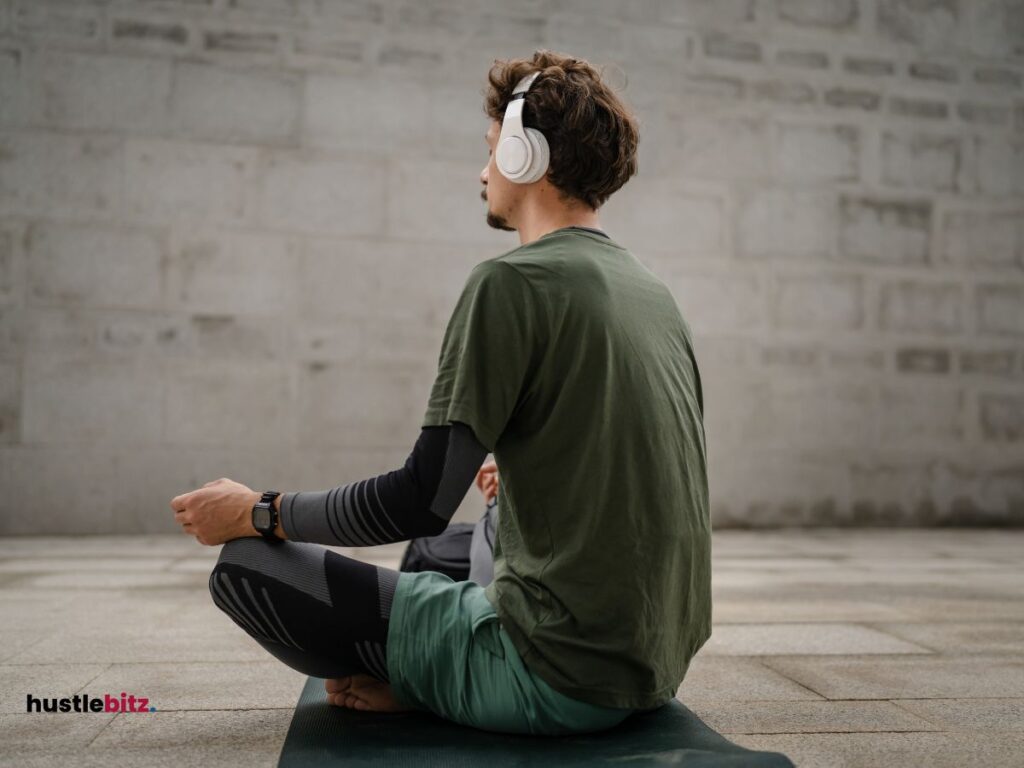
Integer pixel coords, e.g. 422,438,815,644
26,692,156,713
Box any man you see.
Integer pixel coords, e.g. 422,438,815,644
169,49,711,735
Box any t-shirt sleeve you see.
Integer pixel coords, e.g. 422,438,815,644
421,259,540,453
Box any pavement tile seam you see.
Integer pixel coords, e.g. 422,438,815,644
757,657,850,700
887,699,953,730
857,620,1024,625
757,653,1024,661
712,653,938,662
705,696,1020,702
717,622,937,652
692,701,945,734
73,663,114,695
685,699,829,703
752,663,830,701
886,697,1024,727
0,660,279,666
722,728,950,735
0,633,53,663
84,711,119,748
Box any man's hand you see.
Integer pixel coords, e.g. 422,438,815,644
169,478,260,546
475,459,499,503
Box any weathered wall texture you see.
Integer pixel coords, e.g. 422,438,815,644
0,0,1022,533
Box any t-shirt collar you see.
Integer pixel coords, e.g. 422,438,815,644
543,225,612,240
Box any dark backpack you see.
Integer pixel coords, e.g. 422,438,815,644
398,522,474,582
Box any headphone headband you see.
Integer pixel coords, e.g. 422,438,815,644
512,71,540,94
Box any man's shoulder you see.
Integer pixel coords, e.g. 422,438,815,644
484,236,552,270
458,255,537,310
468,253,526,283
470,237,558,285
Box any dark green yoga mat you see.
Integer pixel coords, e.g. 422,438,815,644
278,676,794,767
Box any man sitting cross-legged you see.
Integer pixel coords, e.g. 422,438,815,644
169,49,710,736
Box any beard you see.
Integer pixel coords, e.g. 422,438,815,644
482,188,515,232
486,211,515,231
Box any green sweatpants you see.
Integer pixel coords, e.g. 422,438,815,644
386,570,636,735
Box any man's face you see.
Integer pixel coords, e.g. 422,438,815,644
480,120,519,232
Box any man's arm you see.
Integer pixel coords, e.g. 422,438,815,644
272,421,489,546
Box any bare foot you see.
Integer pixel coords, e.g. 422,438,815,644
325,674,413,713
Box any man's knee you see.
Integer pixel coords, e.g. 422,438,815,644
210,537,334,608
214,535,271,568
208,539,293,647
207,537,276,615
209,538,252,600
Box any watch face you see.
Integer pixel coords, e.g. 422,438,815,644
254,507,270,530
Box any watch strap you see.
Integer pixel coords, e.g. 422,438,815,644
253,490,282,543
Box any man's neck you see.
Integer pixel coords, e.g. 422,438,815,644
516,194,602,246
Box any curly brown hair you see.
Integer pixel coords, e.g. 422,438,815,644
483,49,639,210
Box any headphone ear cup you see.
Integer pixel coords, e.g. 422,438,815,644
496,135,525,179
522,128,550,184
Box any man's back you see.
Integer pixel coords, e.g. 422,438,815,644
423,226,712,710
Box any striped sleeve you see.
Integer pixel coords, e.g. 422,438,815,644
277,422,488,546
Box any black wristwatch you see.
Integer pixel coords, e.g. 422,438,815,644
251,490,283,544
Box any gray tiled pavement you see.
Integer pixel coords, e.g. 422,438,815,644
1,529,1021,767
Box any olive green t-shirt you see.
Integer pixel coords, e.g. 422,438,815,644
422,227,712,710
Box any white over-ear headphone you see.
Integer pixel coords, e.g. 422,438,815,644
496,72,550,185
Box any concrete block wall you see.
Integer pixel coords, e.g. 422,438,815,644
0,0,1021,533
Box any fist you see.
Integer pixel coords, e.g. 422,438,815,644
475,460,499,503
169,477,259,546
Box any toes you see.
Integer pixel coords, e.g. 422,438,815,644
326,678,401,713
326,676,353,695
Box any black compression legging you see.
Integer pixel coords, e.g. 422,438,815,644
209,503,499,681
209,537,399,680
